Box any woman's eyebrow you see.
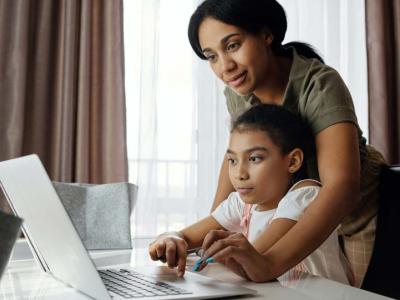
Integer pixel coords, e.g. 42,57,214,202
226,149,236,155
202,33,241,53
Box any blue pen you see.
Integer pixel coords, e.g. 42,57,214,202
193,256,215,272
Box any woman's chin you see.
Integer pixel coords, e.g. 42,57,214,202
231,87,252,97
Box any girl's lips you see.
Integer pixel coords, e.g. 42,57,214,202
227,71,247,88
237,187,253,195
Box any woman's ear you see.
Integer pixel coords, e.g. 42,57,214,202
287,148,304,174
261,30,274,46
264,30,274,46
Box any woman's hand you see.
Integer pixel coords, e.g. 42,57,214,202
148,232,188,277
198,230,276,282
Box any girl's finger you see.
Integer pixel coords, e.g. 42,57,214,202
195,243,239,272
175,241,187,277
165,240,177,268
208,244,240,262
202,233,242,260
202,230,233,250
154,241,166,260
148,243,159,261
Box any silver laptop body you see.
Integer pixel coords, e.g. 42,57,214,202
0,155,255,300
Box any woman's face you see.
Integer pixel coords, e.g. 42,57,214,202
198,18,274,96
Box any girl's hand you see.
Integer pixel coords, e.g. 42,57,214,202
199,230,275,282
148,232,188,277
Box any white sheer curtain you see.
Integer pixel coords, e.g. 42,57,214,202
124,0,367,238
124,0,219,238
281,0,368,137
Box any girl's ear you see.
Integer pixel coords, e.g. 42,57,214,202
287,148,304,174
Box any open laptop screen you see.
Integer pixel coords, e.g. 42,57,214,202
0,155,110,300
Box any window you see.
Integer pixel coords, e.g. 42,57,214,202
124,0,226,238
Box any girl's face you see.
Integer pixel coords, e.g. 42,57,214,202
198,17,274,96
227,129,299,211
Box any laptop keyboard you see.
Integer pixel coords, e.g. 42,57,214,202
99,268,192,298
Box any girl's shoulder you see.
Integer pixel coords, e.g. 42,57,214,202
273,180,321,221
289,179,321,192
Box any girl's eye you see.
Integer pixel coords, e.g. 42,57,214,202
249,156,262,162
227,157,237,165
226,42,239,52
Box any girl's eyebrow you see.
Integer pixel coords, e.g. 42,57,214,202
202,33,241,53
227,146,268,155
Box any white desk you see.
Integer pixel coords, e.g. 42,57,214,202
0,239,393,300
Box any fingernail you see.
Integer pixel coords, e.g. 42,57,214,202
205,257,214,264
177,270,184,277
192,264,200,272
192,259,203,272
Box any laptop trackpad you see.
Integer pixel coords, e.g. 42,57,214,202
130,265,257,298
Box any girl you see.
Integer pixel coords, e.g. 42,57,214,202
187,0,385,286
149,104,353,285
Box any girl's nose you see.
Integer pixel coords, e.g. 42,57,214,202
239,173,249,180
236,164,249,181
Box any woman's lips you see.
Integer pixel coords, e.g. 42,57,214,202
227,71,247,88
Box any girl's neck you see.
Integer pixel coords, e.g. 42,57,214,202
253,56,292,105
254,195,283,212
254,180,293,211
254,204,276,212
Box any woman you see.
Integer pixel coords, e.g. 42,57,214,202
187,0,385,287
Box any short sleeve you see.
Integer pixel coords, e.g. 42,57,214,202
301,66,358,134
211,192,244,232
272,186,320,221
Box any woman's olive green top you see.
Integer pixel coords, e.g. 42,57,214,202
224,48,385,234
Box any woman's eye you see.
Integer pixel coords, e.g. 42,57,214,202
206,54,217,62
226,42,239,52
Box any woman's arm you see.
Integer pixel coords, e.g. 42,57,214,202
263,122,361,278
210,155,235,212
253,181,320,252
252,219,296,253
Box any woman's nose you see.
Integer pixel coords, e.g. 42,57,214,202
220,54,235,74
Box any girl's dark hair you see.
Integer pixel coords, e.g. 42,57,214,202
232,104,314,182
188,0,324,63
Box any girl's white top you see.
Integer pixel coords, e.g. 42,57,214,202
212,182,353,285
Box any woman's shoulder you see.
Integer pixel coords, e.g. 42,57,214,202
285,47,353,110
284,48,358,135
290,48,346,91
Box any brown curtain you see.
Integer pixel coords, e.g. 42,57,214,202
0,0,128,210
366,0,400,164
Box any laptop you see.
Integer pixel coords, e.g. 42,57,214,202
0,155,256,300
